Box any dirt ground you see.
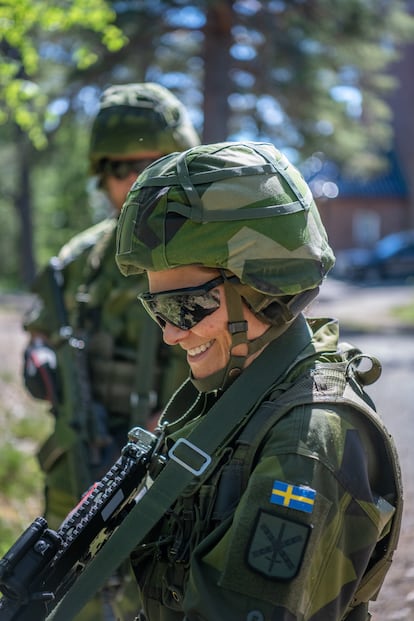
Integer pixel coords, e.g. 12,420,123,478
0,291,413,620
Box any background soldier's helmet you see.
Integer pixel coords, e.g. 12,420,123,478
89,82,200,174
116,141,335,321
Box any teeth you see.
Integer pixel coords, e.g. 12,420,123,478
188,341,213,357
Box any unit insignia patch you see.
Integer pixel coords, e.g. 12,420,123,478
247,510,310,580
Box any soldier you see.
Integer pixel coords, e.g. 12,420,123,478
114,141,403,620
22,82,200,620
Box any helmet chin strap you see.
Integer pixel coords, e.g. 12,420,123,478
191,275,290,394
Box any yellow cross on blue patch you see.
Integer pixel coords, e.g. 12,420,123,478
270,480,316,513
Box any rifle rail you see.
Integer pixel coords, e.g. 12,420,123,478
0,427,157,621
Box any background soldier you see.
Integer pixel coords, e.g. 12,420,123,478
114,141,403,621
22,82,200,620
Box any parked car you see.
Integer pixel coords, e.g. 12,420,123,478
333,230,414,281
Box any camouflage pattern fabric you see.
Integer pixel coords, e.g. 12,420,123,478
89,82,200,173
130,318,402,621
116,141,335,298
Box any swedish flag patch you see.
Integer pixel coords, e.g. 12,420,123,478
270,480,316,514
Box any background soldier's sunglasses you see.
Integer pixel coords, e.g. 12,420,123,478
98,158,155,182
139,276,225,330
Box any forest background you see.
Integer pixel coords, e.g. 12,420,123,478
2,0,414,290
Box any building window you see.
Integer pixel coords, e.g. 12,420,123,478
352,210,380,247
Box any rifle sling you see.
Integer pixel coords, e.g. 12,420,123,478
48,315,312,620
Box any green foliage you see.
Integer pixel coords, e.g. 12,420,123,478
0,442,36,496
0,0,127,148
0,201,20,289
13,411,52,443
243,0,414,167
392,296,414,323
0,130,21,288
0,380,51,552
0,522,19,557
0,440,45,552
31,118,95,266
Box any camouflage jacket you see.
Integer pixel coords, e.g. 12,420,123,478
25,216,189,420
130,317,402,621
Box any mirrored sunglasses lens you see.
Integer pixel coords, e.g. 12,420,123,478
141,291,220,330
140,299,166,328
176,293,220,328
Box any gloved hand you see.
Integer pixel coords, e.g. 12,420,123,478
23,338,59,403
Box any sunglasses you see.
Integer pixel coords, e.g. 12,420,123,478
139,275,225,330
98,158,155,181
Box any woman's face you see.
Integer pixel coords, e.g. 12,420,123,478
147,265,268,380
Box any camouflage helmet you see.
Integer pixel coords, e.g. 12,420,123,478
116,141,335,305
88,82,200,174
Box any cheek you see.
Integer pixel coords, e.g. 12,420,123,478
194,310,230,344
191,319,218,338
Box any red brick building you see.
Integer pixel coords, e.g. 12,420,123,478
309,37,414,253
315,152,410,252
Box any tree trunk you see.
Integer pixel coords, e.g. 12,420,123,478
15,125,36,287
202,0,233,142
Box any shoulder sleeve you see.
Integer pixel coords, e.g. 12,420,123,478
58,218,116,268
23,219,116,336
183,403,396,620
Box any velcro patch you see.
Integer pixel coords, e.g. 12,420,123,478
270,480,316,513
247,510,310,580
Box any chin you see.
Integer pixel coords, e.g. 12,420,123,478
191,365,213,379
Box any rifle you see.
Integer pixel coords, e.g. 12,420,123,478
38,256,110,497
0,427,157,621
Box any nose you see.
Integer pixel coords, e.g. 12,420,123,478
162,322,188,346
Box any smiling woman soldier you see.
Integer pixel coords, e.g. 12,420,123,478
115,141,403,621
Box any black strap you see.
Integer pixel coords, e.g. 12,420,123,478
48,316,312,620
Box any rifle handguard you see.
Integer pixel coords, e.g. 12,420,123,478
0,427,157,621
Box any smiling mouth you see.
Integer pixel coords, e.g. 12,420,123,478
187,340,214,358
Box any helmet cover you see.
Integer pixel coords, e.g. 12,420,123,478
116,141,335,298
89,82,200,172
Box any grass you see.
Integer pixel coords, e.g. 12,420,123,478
0,399,51,556
391,299,414,324
0,297,53,555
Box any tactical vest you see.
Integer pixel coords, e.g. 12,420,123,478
69,218,162,424
74,219,136,418
134,352,402,621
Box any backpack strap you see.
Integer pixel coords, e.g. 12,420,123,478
218,358,402,618
211,399,294,521
340,377,403,614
